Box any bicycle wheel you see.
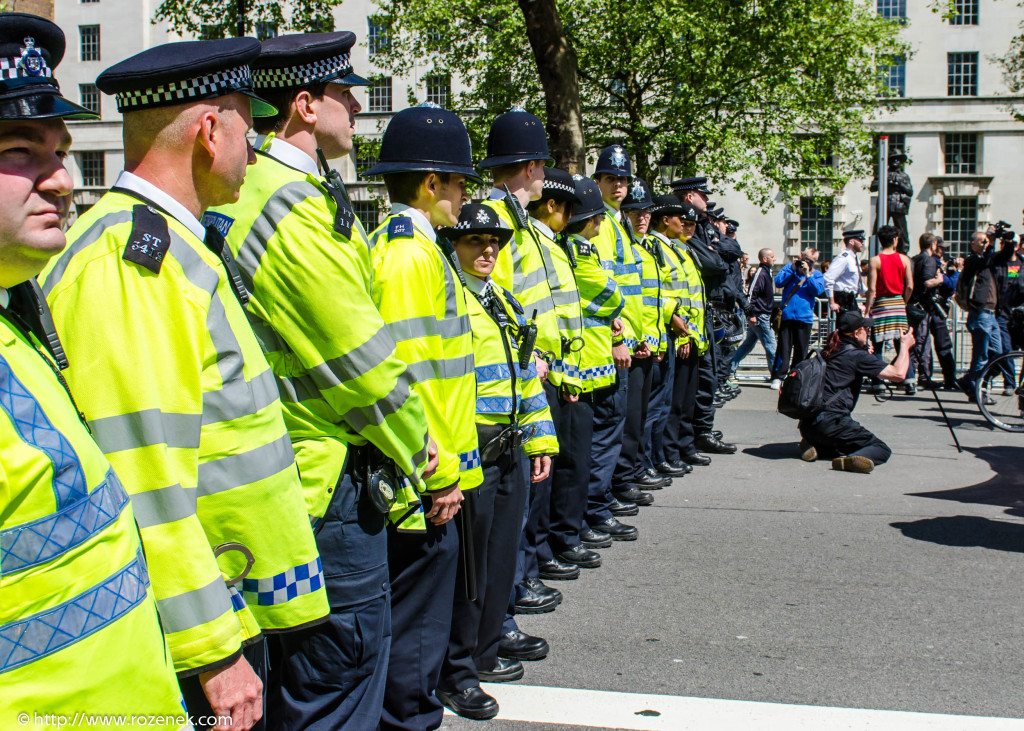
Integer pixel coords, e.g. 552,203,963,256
976,351,1024,432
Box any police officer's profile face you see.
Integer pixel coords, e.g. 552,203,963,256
426,172,469,227
849,237,865,253
712,218,727,235
542,199,571,233
659,214,683,237
680,219,697,240
526,160,546,202
581,213,603,240
0,118,73,287
625,208,651,236
205,93,257,207
453,233,501,278
684,189,707,212
312,84,362,158
596,174,629,204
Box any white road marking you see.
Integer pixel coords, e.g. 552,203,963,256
446,684,1024,730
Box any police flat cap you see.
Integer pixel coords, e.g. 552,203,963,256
843,229,866,240
438,203,513,247
620,177,654,210
478,107,552,169
651,194,687,217
0,13,95,120
538,167,581,204
670,176,710,194
726,218,739,229
254,31,368,90
708,207,725,220
97,37,276,116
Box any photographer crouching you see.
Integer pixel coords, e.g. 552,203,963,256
798,312,915,474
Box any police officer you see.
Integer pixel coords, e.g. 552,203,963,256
588,144,648,541
0,14,188,727
436,204,557,719
41,38,330,730
670,177,736,455
363,104,483,731
203,33,436,729
824,230,866,314
618,178,672,492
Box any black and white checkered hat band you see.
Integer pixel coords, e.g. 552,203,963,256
0,55,53,80
543,180,575,195
253,52,353,89
115,65,254,111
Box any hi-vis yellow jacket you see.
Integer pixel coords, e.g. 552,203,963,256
592,206,643,351
205,144,431,525
0,309,187,728
369,209,483,531
463,276,558,456
530,218,584,394
483,193,562,387
632,238,668,355
569,233,624,391
660,234,709,355
42,191,328,675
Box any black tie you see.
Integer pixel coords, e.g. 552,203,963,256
205,225,250,308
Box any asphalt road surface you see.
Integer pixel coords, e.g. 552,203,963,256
440,382,1024,730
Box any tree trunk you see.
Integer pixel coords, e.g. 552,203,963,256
517,0,586,174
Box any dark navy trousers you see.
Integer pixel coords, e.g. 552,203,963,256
612,357,654,490
543,391,593,557
267,455,390,731
586,369,628,525
642,338,675,469
664,348,701,460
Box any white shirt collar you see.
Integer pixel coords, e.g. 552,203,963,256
530,217,555,240
488,187,505,201
464,273,489,295
649,230,671,246
255,134,320,178
0,287,8,309
115,170,207,242
389,203,437,242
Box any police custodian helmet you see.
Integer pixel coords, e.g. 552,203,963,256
568,176,605,224
362,103,483,184
0,13,96,120
593,144,633,180
478,107,553,169
620,177,654,210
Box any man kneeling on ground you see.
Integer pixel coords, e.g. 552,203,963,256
798,311,915,474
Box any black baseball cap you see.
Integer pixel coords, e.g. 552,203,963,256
837,311,872,333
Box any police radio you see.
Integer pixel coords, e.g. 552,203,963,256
518,309,539,370
316,147,356,238
503,185,530,229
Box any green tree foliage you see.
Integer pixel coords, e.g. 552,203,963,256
997,2,1024,122
373,0,907,207
154,0,342,39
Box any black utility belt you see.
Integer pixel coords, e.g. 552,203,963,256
476,422,536,465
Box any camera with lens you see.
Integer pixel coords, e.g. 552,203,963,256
992,220,1015,242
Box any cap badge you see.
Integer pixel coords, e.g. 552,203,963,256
630,179,644,200
18,37,44,77
572,173,584,181
476,209,491,224
611,146,626,168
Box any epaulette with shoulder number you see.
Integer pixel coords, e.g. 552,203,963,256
575,240,593,257
502,287,525,315
388,215,415,239
123,204,170,274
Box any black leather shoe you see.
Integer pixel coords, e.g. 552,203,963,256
558,545,601,568
478,657,524,682
666,459,694,473
580,526,612,548
612,486,654,506
656,461,688,477
681,452,712,466
636,470,669,489
591,518,638,541
712,397,726,408
715,389,736,401
521,577,561,605
609,499,639,516
436,686,499,720
498,630,549,661
695,434,737,454
710,430,723,440
514,583,558,614
538,558,580,581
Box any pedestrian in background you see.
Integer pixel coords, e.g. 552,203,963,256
865,225,914,393
771,247,825,389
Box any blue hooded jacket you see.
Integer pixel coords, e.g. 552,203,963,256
774,263,825,324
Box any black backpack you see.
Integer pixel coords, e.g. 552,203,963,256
777,348,845,420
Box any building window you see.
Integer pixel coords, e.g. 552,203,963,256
78,151,105,187
944,133,978,174
353,201,380,233
368,17,389,56
882,57,905,97
876,0,906,19
79,25,100,61
81,0,99,3
79,84,100,116
425,74,450,108
255,22,278,40
950,0,978,25
943,197,977,257
368,76,393,113
800,197,834,251
355,144,378,174
947,52,978,96
75,203,93,217
877,133,906,157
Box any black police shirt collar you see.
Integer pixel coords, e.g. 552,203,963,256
254,133,319,177
253,31,369,90
0,14,95,120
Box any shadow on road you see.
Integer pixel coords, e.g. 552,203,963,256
891,515,1024,553
743,442,797,461
908,446,1024,515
